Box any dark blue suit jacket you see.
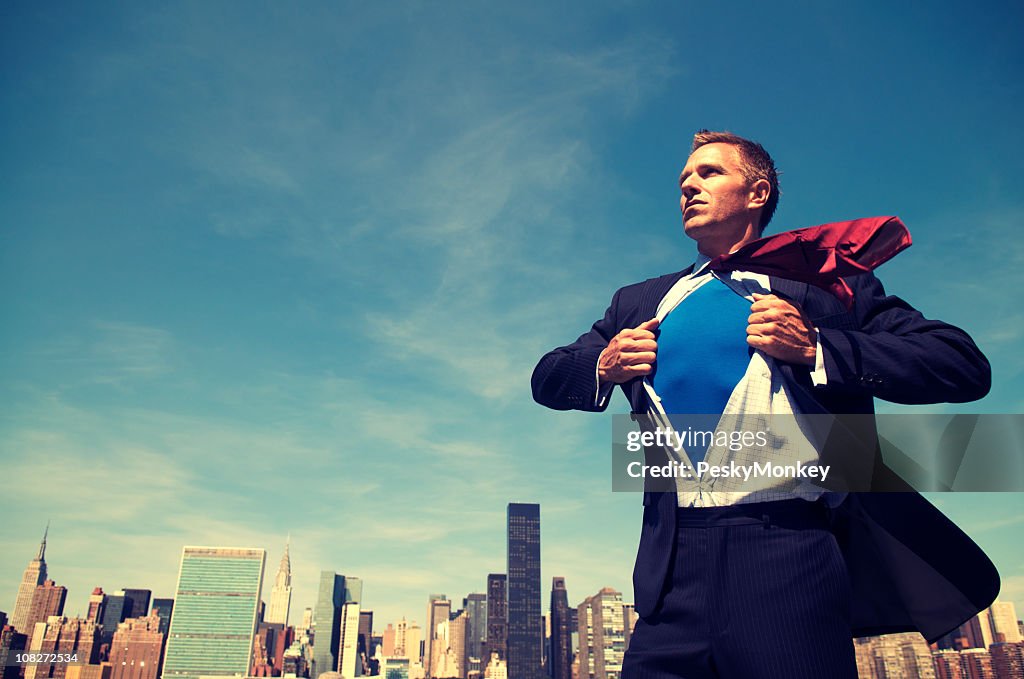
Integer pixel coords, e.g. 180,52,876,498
532,269,998,642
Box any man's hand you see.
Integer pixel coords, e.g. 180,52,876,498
747,293,817,366
598,319,660,384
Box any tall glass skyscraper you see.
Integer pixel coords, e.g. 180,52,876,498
161,547,265,679
463,593,487,668
99,591,128,648
151,598,174,635
549,577,572,679
123,588,153,620
311,572,361,679
484,575,506,664
507,503,541,679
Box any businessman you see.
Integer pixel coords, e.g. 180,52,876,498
532,131,998,678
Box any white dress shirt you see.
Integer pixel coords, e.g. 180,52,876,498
602,254,841,507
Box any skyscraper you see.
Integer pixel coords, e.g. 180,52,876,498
391,617,418,661
931,649,962,678
99,591,129,650
299,607,314,636
86,588,106,624
447,609,468,679
425,595,450,678
405,621,422,667
621,604,637,652
960,648,994,677
122,590,152,621
338,579,362,678
252,621,292,677
311,572,361,679
10,526,49,633
312,573,344,677
990,641,1024,678
549,578,572,679
864,633,934,679
150,599,174,636
161,547,265,679
484,575,507,665
358,610,374,674
109,611,163,679
382,623,396,657
483,652,507,679
25,617,100,679
266,539,292,626
24,580,67,641
507,503,541,679
576,588,625,679
150,596,173,677
463,593,486,671
989,601,1023,644
962,607,996,649
0,625,29,679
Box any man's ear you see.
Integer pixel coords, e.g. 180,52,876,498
748,178,771,210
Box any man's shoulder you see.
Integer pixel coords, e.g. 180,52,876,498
613,267,694,300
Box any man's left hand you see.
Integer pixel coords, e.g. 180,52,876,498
746,293,817,366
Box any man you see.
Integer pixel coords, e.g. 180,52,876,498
531,131,998,678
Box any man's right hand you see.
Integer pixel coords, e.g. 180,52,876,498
598,318,660,384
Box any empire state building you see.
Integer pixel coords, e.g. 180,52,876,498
10,524,48,633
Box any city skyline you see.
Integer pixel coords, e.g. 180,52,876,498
4,492,1023,642
2,0,1023,654
3,530,1020,679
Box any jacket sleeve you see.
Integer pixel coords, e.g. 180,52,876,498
531,287,626,412
816,273,991,404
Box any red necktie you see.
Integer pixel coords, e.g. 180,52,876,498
708,216,912,309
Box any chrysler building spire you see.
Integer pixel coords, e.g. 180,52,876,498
265,536,292,625
275,536,291,588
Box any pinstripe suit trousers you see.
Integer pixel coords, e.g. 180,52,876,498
621,499,857,679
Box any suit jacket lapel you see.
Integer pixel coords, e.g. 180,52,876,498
627,266,693,413
639,266,694,321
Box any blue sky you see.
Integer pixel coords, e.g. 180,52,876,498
2,2,1022,630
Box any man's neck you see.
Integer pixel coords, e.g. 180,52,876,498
692,221,762,258
697,234,759,258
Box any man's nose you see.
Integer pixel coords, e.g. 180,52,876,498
680,176,700,200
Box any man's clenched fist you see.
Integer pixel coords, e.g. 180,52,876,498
598,318,660,384
746,293,817,365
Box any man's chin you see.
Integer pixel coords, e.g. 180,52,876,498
682,220,705,239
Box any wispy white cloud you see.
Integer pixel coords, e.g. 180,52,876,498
25,321,177,386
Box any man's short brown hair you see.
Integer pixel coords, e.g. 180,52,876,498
692,130,780,232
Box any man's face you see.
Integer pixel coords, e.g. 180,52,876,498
678,142,759,253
